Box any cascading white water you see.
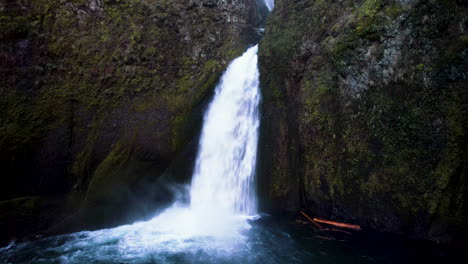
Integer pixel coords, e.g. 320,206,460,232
190,45,260,217
145,45,262,239
264,0,275,10
138,45,262,240
0,46,265,264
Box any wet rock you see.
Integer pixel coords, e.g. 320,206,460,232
259,0,468,244
0,0,263,241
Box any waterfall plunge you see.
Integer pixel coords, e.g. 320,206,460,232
0,46,263,263
160,44,262,238
190,45,260,217
126,45,262,241
264,0,274,10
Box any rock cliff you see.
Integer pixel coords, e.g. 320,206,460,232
0,0,262,243
259,0,467,244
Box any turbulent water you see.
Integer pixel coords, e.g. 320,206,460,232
0,40,446,264
0,46,268,264
190,45,260,219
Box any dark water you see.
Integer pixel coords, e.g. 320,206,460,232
0,215,454,264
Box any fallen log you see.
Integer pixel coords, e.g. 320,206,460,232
300,211,324,230
313,218,361,231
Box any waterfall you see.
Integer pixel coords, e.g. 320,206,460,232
264,0,274,10
190,45,260,217
0,45,264,263
137,45,262,239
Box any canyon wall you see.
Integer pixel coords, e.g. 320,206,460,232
259,0,467,244
0,0,262,243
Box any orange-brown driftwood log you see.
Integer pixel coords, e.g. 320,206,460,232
313,218,361,231
300,211,324,230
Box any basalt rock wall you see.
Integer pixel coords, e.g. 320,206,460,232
0,0,263,243
259,0,467,244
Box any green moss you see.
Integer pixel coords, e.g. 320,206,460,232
0,196,41,218
180,56,195,69
171,114,189,152
260,0,468,240
0,16,31,38
225,48,245,60
203,59,219,72
415,63,424,71
384,4,405,19
302,79,336,124
91,140,132,185
460,35,468,45
354,0,384,38
0,0,265,239
71,121,102,188
430,87,467,219
171,65,222,153
0,91,44,157
357,0,383,19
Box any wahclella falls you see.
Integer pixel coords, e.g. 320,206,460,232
0,0,467,263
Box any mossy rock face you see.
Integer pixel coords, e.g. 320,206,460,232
259,0,468,243
0,0,262,240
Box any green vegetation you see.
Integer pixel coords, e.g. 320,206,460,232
0,0,259,239
259,0,467,243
